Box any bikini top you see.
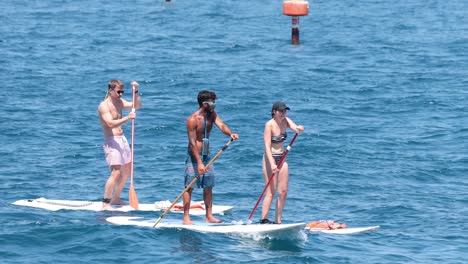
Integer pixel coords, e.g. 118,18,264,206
271,132,287,143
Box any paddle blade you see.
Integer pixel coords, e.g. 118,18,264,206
129,184,139,209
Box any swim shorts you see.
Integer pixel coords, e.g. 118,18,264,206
103,136,132,166
184,151,215,188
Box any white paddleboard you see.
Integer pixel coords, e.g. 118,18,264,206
12,198,232,215
106,216,305,240
306,226,380,234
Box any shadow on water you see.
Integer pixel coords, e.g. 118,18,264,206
234,231,308,252
254,238,305,251
178,230,203,253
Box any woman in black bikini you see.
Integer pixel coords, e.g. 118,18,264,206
260,101,304,224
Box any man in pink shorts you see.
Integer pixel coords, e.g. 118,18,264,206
98,79,141,209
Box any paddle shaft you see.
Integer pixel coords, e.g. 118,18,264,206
129,83,139,209
247,133,299,221
153,138,234,227
130,84,136,185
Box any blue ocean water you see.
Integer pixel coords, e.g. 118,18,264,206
1,0,467,263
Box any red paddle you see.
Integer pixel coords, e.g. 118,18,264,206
247,133,299,221
129,81,139,209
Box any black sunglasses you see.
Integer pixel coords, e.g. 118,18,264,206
113,89,124,95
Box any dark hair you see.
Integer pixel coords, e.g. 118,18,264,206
271,101,290,117
108,79,124,90
197,90,217,107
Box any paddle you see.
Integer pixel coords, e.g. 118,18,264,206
153,138,234,227
247,133,299,221
129,81,139,209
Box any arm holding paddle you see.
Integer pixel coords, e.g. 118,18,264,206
214,114,240,140
285,117,304,134
98,81,140,129
122,81,142,110
186,109,239,176
98,106,135,128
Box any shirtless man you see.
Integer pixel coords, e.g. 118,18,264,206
98,79,141,209
183,90,239,224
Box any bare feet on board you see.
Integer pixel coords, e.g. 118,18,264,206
183,219,195,225
206,216,224,224
101,203,113,210
111,199,128,205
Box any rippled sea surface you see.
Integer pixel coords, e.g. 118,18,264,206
1,0,467,263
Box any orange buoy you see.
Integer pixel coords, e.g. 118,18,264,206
282,0,309,45
283,0,309,16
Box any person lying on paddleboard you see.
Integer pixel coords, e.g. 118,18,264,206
98,80,141,209
260,101,304,224
305,220,347,230
183,90,239,225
